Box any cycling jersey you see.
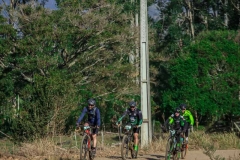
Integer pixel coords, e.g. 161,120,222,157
77,106,101,127
169,115,187,131
118,108,143,126
182,110,194,125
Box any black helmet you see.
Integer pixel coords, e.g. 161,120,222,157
88,98,96,105
179,104,187,110
175,107,181,113
129,101,136,107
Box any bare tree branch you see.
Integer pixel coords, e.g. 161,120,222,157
21,72,33,83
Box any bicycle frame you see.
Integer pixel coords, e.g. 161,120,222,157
79,125,96,160
120,123,137,160
165,129,182,160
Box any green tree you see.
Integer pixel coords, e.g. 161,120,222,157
161,30,240,123
0,0,140,140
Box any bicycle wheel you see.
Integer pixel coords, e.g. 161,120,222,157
89,139,95,160
130,136,138,159
80,134,91,160
133,135,140,159
165,138,173,160
181,143,188,159
121,135,129,160
172,150,180,160
135,130,141,158
173,143,181,160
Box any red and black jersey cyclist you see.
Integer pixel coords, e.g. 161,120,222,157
76,98,101,155
116,101,143,155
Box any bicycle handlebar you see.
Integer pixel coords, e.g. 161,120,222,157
116,123,139,128
75,125,99,132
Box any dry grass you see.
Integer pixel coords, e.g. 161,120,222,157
0,131,240,160
191,131,240,150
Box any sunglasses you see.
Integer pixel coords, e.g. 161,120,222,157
130,106,135,108
89,104,94,106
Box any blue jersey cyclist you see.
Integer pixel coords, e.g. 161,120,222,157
76,98,101,155
116,101,143,156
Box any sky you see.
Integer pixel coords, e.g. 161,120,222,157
41,0,57,10
0,0,159,21
41,0,159,20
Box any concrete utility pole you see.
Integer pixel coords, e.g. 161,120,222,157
140,0,152,147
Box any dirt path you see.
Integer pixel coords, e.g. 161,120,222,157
95,149,240,160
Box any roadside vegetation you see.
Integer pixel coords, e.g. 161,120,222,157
1,129,240,160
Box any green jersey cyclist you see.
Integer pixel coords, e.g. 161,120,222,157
116,101,143,156
179,104,194,143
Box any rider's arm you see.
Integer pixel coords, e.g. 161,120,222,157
137,110,143,127
181,118,188,132
96,108,101,127
76,107,87,124
168,117,174,130
117,109,128,123
186,110,194,125
169,117,174,125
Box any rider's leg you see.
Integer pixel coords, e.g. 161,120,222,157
91,131,98,155
91,125,98,155
133,133,139,151
176,134,181,150
92,134,97,148
133,127,140,151
185,123,190,143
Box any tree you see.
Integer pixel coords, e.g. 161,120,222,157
161,30,240,124
0,0,140,140
153,0,240,57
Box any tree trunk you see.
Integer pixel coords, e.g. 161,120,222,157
224,0,229,27
185,0,195,39
194,110,199,130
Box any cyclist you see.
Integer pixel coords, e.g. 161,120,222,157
76,98,101,155
169,107,187,150
179,103,194,143
116,101,143,157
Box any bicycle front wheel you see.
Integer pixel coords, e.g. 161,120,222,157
89,138,96,160
173,149,180,160
181,143,188,159
121,135,129,160
165,138,173,160
172,142,181,160
130,136,137,159
80,134,91,160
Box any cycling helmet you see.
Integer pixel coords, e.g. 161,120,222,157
129,101,136,107
88,98,96,105
175,107,181,113
179,104,187,110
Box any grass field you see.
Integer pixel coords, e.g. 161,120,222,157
0,130,240,160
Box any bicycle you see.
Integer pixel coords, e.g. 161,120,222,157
77,125,97,160
120,123,139,160
165,129,183,160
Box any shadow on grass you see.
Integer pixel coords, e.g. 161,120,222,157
111,135,123,141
